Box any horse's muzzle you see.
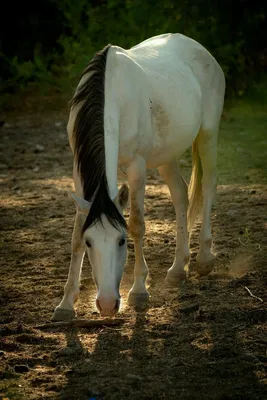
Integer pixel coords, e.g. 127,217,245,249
96,297,120,317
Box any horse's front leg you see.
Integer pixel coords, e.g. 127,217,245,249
52,211,85,321
126,156,149,307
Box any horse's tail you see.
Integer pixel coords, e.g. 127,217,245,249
187,139,203,233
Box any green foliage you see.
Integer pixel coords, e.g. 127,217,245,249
2,0,267,98
218,100,267,185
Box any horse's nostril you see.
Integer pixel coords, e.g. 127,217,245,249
96,299,102,312
114,299,120,311
96,298,120,315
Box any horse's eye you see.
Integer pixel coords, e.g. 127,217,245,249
85,240,91,248
119,238,126,247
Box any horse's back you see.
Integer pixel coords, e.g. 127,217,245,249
129,33,203,60
128,33,225,133
128,33,224,93
107,34,225,167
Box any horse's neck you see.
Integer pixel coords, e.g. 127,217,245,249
104,48,150,200
104,110,120,201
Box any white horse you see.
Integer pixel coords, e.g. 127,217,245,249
52,33,225,320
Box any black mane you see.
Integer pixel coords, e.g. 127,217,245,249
70,45,126,233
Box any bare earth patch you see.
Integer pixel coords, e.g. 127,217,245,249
0,106,266,399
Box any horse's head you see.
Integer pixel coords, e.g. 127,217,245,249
70,184,129,317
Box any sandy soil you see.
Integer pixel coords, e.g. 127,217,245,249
0,110,266,400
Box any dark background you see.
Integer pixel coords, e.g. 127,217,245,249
1,0,267,102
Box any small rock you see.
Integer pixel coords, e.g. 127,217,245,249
35,144,44,153
242,353,260,363
226,209,237,217
14,364,29,373
0,163,8,169
55,122,62,128
33,166,40,172
86,388,103,397
57,346,82,357
125,373,143,381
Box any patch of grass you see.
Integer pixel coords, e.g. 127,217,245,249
218,100,267,185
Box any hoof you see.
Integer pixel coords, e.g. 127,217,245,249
196,254,216,277
196,263,215,277
127,292,149,308
51,308,76,322
164,270,187,287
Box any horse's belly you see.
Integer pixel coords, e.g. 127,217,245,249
146,129,198,168
146,98,201,167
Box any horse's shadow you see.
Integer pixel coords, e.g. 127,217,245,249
59,277,266,400
59,309,149,399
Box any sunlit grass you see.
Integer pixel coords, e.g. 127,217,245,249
218,101,267,185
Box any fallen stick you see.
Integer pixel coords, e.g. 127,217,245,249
243,286,263,302
33,318,126,330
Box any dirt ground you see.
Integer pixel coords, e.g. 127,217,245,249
0,104,266,400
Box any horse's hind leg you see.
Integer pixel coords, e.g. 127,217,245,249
196,129,218,273
126,156,149,307
158,161,190,286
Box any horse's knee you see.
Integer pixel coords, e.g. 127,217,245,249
72,239,83,254
129,214,145,239
71,214,85,253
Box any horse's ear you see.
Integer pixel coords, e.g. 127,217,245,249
118,184,129,210
68,192,90,215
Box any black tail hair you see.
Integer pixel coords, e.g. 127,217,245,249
70,45,126,233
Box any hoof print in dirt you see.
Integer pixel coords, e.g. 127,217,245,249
14,364,29,373
126,373,143,381
51,308,76,321
127,292,150,308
